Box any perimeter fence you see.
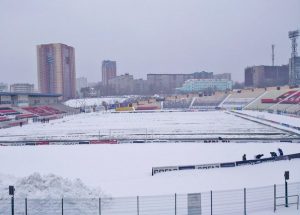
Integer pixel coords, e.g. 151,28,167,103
0,182,299,215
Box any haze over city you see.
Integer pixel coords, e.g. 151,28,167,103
1,0,299,85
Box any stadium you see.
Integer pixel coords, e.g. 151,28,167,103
0,86,300,214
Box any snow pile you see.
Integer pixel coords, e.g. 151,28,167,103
0,173,103,199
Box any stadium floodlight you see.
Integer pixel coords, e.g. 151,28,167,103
289,30,299,58
289,30,299,39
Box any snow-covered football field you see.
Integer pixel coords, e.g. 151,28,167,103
0,110,300,214
0,111,296,141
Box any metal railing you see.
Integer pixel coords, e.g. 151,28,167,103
1,182,299,215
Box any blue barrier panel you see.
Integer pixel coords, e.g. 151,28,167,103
220,162,236,168
152,153,300,175
288,153,300,159
179,166,195,170
236,157,275,166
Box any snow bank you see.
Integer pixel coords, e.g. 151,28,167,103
0,173,103,198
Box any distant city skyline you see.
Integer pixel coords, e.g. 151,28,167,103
0,0,299,85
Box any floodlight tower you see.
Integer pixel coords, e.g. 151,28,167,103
289,30,299,58
272,44,275,66
288,30,300,86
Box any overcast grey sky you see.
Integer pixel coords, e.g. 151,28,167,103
0,0,299,85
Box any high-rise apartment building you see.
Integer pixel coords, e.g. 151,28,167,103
102,60,117,86
37,43,76,100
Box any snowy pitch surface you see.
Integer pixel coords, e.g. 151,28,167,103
0,111,291,141
0,143,300,197
238,110,300,127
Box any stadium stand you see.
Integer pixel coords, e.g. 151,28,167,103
22,106,52,116
22,105,67,117
163,97,193,109
266,90,300,113
244,87,292,111
0,107,20,115
191,93,227,109
221,88,266,110
51,103,80,114
285,104,300,114
0,103,79,129
135,106,159,111
244,87,300,115
15,113,36,120
0,116,10,122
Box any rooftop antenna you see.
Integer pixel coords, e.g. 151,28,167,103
272,44,275,66
289,30,299,58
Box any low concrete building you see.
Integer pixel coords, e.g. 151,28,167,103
244,65,289,88
0,92,61,107
10,83,34,93
176,79,233,93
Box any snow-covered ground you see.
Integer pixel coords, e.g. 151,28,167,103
239,110,300,127
1,110,300,214
64,97,127,108
1,143,300,197
0,111,293,141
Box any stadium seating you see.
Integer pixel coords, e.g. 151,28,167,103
0,107,20,115
39,106,64,114
22,107,51,116
245,88,292,110
285,104,300,114
51,104,80,114
135,106,159,110
0,116,10,122
22,106,63,116
15,113,36,120
192,93,227,109
244,88,300,116
221,88,266,109
163,98,193,109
